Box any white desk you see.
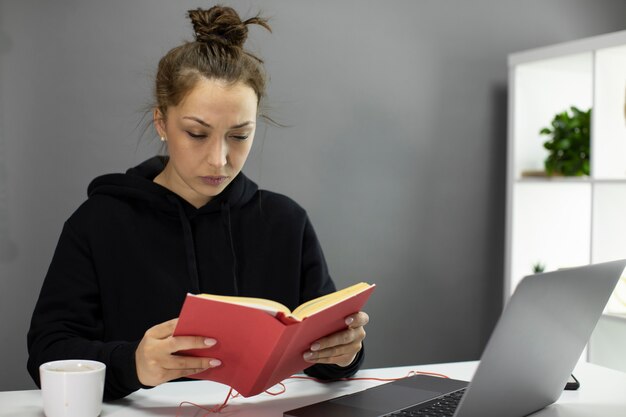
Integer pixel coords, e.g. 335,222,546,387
1,361,625,417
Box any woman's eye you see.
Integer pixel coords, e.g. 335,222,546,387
186,131,206,139
231,135,249,141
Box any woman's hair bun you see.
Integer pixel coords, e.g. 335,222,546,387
188,5,270,48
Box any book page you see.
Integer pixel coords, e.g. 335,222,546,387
194,294,291,317
291,282,373,320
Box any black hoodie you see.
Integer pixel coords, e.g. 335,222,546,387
27,156,363,400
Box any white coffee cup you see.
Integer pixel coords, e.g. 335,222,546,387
39,359,106,417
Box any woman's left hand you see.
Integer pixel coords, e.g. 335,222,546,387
303,311,369,367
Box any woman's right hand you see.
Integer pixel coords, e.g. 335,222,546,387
135,318,221,387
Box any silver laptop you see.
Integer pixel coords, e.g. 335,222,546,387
284,259,626,417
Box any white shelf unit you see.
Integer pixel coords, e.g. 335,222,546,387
505,31,626,309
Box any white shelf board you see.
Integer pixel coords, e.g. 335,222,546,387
515,178,626,184
508,30,626,66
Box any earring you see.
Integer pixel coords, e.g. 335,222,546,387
160,136,166,142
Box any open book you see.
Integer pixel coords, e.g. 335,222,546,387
173,282,375,397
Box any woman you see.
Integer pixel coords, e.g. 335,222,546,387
27,5,368,400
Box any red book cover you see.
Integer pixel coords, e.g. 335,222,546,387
173,283,375,397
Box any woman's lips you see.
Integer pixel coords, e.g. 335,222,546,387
200,176,229,186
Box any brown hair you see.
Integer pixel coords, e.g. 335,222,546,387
154,5,271,119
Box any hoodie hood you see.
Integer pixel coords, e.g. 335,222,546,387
87,156,258,215
85,156,259,295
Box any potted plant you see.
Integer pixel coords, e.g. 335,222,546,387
539,106,591,176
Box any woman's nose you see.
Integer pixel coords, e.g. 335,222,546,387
205,137,227,168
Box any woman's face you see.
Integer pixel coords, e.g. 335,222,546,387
155,78,257,208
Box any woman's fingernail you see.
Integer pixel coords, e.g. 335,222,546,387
209,359,222,367
204,338,217,346
303,352,314,360
310,342,320,351
345,317,354,325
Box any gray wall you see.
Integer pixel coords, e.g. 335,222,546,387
1,0,625,391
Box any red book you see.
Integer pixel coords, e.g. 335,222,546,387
173,282,375,397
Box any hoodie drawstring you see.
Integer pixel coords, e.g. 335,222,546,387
221,202,239,296
169,196,200,293
167,195,239,296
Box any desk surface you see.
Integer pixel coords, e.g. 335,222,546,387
1,361,625,417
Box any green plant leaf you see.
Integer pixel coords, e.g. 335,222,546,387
540,106,591,177
556,139,571,150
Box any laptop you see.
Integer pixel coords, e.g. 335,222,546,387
284,259,626,417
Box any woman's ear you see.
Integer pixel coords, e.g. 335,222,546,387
153,108,166,138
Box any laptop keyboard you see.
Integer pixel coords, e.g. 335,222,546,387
383,388,466,417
